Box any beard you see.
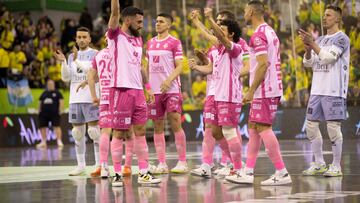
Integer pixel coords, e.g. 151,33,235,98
129,25,140,37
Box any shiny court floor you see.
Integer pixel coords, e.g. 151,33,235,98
1,139,360,203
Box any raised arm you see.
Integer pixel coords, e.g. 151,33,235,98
109,0,120,29
189,10,219,46
204,8,232,50
54,49,70,82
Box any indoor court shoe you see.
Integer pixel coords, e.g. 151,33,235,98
170,161,188,174
191,163,211,178
217,164,233,177
150,163,169,174
36,142,47,149
57,140,64,148
122,166,132,177
112,173,123,187
261,171,292,186
225,169,254,184
91,166,101,177
68,166,86,176
213,163,227,175
302,162,327,176
101,165,110,178
138,171,161,184
323,164,343,177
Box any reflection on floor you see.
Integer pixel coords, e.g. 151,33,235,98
1,140,360,202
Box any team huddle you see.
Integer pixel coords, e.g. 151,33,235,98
53,0,350,187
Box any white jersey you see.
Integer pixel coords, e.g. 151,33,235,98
303,31,350,99
65,48,99,104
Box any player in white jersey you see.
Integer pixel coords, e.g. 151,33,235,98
54,27,101,177
189,10,249,178
107,0,161,185
145,13,188,174
235,1,291,185
189,8,245,180
299,5,350,177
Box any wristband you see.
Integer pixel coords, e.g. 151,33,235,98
145,83,151,91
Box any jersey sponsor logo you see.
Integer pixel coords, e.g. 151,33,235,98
153,55,160,63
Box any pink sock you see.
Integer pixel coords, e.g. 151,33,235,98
154,132,166,163
125,137,134,167
259,129,285,170
246,129,262,169
99,133,110,164
227,136,242,170
218,138,232,162
174,129,187,162
220,151,228,165
134,136,149,170
202,128,215,165
111,137,123,173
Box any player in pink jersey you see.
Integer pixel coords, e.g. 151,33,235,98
234,0,291,186
189,8,244,179
107,0,160,186
145,13,188,174
189,9,249,178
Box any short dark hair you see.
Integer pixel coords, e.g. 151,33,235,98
216,10,235,21
157,13,173,23
248,0,265,15
220,19,242,43
121,6,144,18
326,5,342,15
77,26,90,33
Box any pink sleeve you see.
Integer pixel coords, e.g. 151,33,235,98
228,42,242,58
107,27,120,40
173,40,183,60
249,32,268,55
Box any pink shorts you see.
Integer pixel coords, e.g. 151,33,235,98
99,104,112,129
147,93,182,120
203,96,216,125
213,101,242,127
109,88,147,130
249,97,280,125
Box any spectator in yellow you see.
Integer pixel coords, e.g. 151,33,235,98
192,74,206,97
293,56,309,107
297,2,309,25
9,44,27,74
0,21,14,50
310,0,325,24
0,46,10,87
48,57,62,87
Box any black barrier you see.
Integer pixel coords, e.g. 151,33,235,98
1,107,360,147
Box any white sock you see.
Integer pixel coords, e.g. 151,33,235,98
311,136,325,165
75,136,86,167
332,139,343,169
277,168,288,175
93,141,100,167
245,167,254,174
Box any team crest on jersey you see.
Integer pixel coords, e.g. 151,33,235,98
254,37,262,46
163,43,168,49
156,43,160,48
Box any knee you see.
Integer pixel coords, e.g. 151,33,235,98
212,127,224,140
326,121,343,142
72,125,86,142
305,120,321,141
154,121,164,134
88,125,100,141
222,126,237,141
169,115,181,132
134,125,146,137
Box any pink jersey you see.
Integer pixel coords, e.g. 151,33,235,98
146,35,183,94
210,42,243,103
206,46,218,97
107,28,143,89
92,48,113,105
249,23,282,99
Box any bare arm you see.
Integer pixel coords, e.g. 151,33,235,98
205,8,232,50
109,0,120,29
54,50,71,82
190,10,219,46
87,68,99,105
189,58,213,75
239,60,250,78
59,99,64,114
249,54,268,93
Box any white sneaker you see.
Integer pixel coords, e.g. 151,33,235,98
302,162,327,176
323,164,343,177
138,171,161,184
191,163,211,178
170,161,188,174
36,142,47,149
112,173,123,187
69,166,86,176
217,164,233,177
213,163,227,175
150,163,169,174
261,171,292,186
225,169,254,184
57,140,64,148
101,164,110,178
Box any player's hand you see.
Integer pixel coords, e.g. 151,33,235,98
76,81,88,92
204,8,213,19
144,89,155,104
92,97,100,106
54,49,66,62
298,29,314,46
194,49,209,65
242,90,254,105
188,58,197,70
189,10,200,21
160,80,171,93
